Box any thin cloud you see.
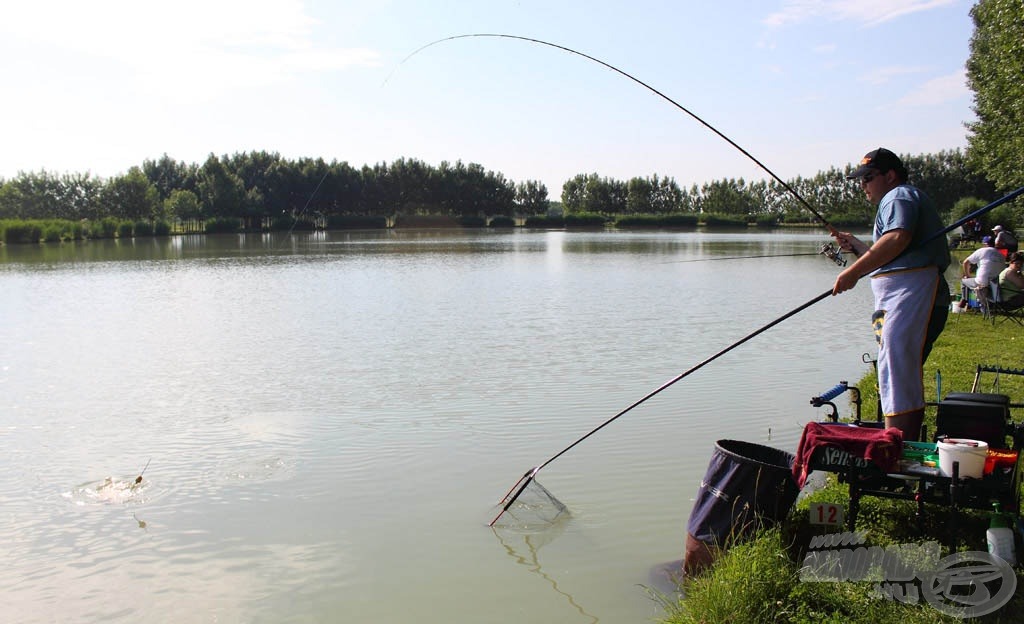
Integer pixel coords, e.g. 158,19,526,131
895,69,969,107
764,0,958,28
859,65,931,85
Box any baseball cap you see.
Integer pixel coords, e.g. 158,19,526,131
846,147,905,179
983,236,994,244
993,225,1004,232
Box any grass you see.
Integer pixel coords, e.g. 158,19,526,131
662,294,1024,623
661,528,967,624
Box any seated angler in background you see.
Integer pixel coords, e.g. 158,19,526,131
993,225,1019,257
998,252,1024,309
959,235,1005,308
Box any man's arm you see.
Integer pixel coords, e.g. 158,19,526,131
832,229,915,295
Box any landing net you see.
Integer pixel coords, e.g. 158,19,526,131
489,479,569,530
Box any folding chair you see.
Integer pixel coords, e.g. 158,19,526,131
988,285,1024,326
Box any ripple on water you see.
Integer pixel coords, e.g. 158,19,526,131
62,476,155,507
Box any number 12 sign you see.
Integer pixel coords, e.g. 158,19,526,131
809,502,844,526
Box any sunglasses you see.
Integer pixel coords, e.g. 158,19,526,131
860,172,880,185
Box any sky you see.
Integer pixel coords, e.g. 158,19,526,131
0,0,978,195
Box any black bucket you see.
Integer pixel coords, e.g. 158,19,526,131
683,439,799,576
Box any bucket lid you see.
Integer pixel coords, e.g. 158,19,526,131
938,437,987,445
938,438,989,454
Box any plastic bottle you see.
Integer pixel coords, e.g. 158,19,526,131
987,504,1017,566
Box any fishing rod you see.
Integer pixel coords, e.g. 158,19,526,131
489,185,1024,526
489,286,833,525
393,33,840,236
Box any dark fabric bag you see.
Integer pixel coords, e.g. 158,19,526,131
686,439,799,545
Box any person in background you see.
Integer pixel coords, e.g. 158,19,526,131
830,148,950,441
960,218,980,245
993,225,1019,256
959,236,1006,308
998,252,1024,309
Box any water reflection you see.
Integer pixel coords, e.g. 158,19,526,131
493,520,598,624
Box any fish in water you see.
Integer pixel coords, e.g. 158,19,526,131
64,461,151,506
67,475,147,505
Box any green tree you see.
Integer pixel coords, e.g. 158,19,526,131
389,157,434,214
0,170,101,220
624,174,684,214
697,178,755,215
651,175,684,214
905,150,996,219
625,176,653,214
560,173,626,214
965,0,1024,191
143,154,198,200
515,180,549,215
100,167,161,221
561,174,588,213
322,161,364,216
197,154,245,218
359,162,396,215
164,189,201,221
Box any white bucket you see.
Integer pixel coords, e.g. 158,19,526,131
937,438,988,479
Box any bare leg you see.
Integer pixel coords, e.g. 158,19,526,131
886,408,924,441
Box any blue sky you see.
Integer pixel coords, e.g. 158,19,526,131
1,0,976,196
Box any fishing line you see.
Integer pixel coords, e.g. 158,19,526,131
135,458,151,483
659,251,823,264
488,185,1024,526
390,33,839,235
276,169,331,247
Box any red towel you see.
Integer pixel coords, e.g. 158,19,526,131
793,422,903,488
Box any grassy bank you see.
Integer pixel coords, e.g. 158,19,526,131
663,306,1024,623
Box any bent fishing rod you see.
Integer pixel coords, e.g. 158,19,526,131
489,185,1024,526
393,33,840,236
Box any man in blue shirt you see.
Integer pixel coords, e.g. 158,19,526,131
831,148,951,441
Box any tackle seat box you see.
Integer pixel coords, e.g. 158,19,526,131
943,392,1010,406
935,393,1010,449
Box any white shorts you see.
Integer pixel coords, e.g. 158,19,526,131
870,268,940,417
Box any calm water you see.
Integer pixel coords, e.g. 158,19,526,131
0,229,879,623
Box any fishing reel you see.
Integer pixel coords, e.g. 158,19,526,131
818,242,847,267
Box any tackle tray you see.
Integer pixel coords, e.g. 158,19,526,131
808,440,1022,548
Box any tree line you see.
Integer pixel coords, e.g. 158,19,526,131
0,148,1005,230
562,150,1000,226
0,153,550,228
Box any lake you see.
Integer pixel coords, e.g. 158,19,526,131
0,228,881,623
